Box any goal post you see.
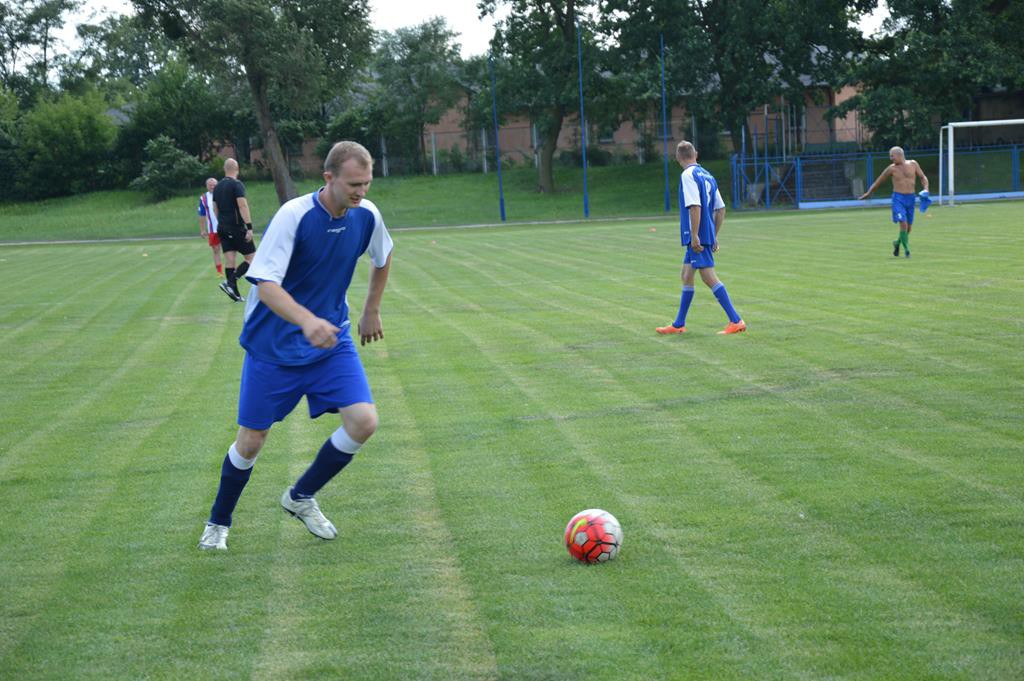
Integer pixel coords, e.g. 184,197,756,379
940,118,1024,205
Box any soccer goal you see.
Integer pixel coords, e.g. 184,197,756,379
939,118,1024,205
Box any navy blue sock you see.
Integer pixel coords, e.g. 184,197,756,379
712,282,741,323
292,438,355,500
673,286,695,328
208,452,254,527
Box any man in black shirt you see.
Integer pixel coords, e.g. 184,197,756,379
212,158,256,301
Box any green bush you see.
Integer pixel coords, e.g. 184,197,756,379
558,146,614,167
205,155,225,179
0,87,19,202
129,135,205,200
17,90,118,200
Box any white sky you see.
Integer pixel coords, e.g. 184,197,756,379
60,0,886,60
60,0,501,58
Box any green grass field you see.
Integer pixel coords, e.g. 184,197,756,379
1,201,1022,679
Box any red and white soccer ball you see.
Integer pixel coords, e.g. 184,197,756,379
564,509,623,563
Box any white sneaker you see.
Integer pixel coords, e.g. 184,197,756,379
198,523,229,550
280,487,337,539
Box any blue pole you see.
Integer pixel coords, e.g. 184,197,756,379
795,156,802,208
576,21,589,218
659,33,670,212
730,154,738,209
1013,144,1020,192
488,55,506,222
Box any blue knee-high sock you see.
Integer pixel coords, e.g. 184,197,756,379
711,282,741,323
673,286,695,328
208,447,254,527
292,436,356,500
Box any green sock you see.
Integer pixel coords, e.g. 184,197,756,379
900,231,910,251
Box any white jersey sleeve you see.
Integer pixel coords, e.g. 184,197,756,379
362,200,394,268
713,188,725,211
207,192,219,232
246,195,310,285
681,168,701,207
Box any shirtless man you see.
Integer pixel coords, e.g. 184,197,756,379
860,146,929,258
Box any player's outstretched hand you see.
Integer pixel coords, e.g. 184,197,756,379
302,317,340,349
358,311,384,346
858,193,869,200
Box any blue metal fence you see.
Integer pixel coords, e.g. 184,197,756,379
731,144,1024,210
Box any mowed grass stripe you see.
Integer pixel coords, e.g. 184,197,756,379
466,226,1024,509
583,211,1020,322
246,362,501,680
0,247,233,672
571,223,1019,354
0,244,158,345
0,203,1019,680
491,223,1019,630
0,244,113,318
10,287,248,679
480,228,1023,461
401,228,1024,675
397,232,1015,675
389,254,820,679
0,244,206,472
0,247,197,437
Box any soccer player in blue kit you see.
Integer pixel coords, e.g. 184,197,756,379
656,141,746,336
860,146,929,258
199,141,393,551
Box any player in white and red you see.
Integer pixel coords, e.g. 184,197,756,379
198,177,223,276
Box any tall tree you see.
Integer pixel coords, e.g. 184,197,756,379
114,58,234,181
480,0,608,193
832,0,1024,148
21,0,80,88
601,0,871,152
0,0,80,102
134,0,373,203
372,18,463,173
62,14,176,97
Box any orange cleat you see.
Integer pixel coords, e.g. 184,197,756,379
656,324,687,335
717,320,747,335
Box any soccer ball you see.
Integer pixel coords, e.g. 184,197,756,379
564,509,623,563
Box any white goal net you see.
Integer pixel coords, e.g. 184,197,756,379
939,119,1024,205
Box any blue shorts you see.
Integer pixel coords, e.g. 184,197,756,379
891,193,916,226
238,333,373,430
684,246,715,269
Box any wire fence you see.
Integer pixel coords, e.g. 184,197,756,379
731,143,1024,209
363,117,883,178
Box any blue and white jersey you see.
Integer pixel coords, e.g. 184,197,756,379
679,164,725,247
240,191,393,366
198,191,218,232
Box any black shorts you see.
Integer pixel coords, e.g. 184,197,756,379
219,228,256,255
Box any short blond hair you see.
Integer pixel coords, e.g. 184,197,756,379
324,141,373,175
676,140,697,160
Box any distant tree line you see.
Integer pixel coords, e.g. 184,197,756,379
0,0,1021,202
